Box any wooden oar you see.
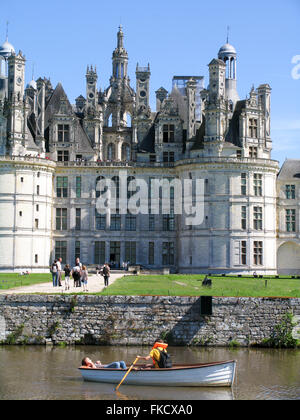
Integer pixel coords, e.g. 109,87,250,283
114,357,139,391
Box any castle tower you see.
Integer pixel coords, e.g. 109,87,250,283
6,51,29,155
136,63,151,111
186,78,197,141
257,84,272,150
204,58,227,156
84,66,101,152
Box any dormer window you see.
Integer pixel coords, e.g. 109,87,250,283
249,146,258,159
57,150,69,162
163,125,175,143
249,118,258,138
58,124,70,142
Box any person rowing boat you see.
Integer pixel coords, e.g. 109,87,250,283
137,339,172,369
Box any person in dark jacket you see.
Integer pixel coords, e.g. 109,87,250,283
102,263,110,287
64,264,71,290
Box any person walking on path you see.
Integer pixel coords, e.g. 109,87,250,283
102,263,110,287
81,265,89,292
57,257,63,287
72,265,81,288
64,264,71,291
51,260,58,287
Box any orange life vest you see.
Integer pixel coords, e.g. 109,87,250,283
151,342,168,366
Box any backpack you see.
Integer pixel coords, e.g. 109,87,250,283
157,349,172,368
51,264,57,273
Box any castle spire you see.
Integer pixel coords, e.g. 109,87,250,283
112,25,128,79
117,24,124,50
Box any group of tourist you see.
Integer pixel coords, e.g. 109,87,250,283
50,258,89,292
50,258,111,291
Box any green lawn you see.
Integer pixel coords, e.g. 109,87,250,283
100,274,300,298
0,272,300,298
0,273,51,290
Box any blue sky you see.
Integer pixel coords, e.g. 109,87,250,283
1,0,299,165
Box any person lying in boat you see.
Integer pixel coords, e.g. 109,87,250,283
137,339,172,369
81,357,127,370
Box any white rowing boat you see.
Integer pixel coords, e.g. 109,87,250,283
79,360,236,387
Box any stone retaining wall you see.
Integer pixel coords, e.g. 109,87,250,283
0,295,299,347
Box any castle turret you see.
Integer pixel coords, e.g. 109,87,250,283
218,42,240,109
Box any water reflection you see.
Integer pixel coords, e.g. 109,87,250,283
0,346,299,400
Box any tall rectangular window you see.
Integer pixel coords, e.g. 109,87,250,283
56,177,68,198
95,241,105,265
163,212,175,231
249,118,258,138
163,124,175,143
234,240,247,266
55,241,67,264
56,208,67,231
149,214,155,231
95,209,106,230
110,209,121,231
253,206,263,230
149,242,155,265
285,185,296,199
241,206,247,230
241,173,247,196
58,124,70,142
125,242,136,264
75,241,80,260
75,208,81,231
241,241,247,265
76,176,81,198
125,212,136,231
254,173,262,196
162,242,175,265
286,209,296,232
253,241,263,265
110,241,120,265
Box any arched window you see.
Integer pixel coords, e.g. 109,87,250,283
107,114,113,127
126,113,132,127
107,143,115,161
121,143,131,161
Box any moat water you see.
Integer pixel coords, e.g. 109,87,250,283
0,346,299,400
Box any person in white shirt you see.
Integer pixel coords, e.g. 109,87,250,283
56,258,62,287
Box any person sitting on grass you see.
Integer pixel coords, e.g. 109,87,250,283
81,357,127,370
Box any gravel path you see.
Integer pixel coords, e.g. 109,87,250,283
0,272,124,295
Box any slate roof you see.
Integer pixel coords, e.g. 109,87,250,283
278,159,300,180
138,123,156,153
224,100,246,147
190,117,205,150
44,83,94,153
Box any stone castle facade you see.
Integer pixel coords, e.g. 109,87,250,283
0,27,299,274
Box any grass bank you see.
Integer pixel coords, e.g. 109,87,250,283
0,273,50,290
99,274,300,297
